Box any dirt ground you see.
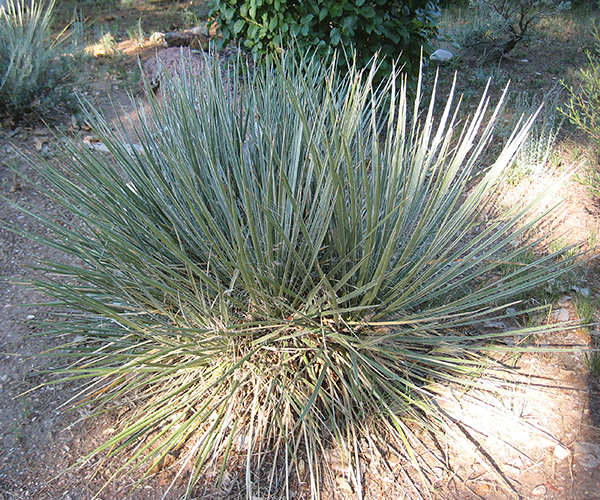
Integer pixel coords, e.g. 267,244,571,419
2,16,600,500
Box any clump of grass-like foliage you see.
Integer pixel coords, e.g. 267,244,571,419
563,28,600,197
20,51,577,498
0,0,76,122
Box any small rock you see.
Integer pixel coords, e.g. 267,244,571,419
520,59,529,63
558,295,572,305
472,483,491,495
149,31,165,45
83,134,101,144
551,308,570,322
164,30,210,51
433,391,463,420
554,444,571,460
501,333,521,346
335,476,353,493
573,442,600,468
188,26,207,36
571,286,590,297
324,447,350,473
430,49,454,62
532,484,547,496
386,453,401,467
26,314,35,320
86,142,110,153
164,31,190,47
484,320,507,329
506,307,517,315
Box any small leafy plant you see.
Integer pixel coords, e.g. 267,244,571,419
19,51,578,498
0,0,77,122
208,0,440,80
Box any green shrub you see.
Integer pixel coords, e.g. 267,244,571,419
0,0,77,122
208,0,440,80
20,52,577,497
563,28,600,196
564,29,600,145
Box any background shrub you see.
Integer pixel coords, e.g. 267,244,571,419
208,0,441,80
0,0,77,122
501,89,564,184
457,0,570,60
564,29,600,147
564,28,600,196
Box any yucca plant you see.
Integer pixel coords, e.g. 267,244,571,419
17,51,577,498
0,0,75,121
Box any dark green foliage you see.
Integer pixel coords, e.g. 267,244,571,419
571,0,598,7
208,0,440,79
438,0,469,6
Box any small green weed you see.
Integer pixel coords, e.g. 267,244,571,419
99,31,115,54
574,293,597,327
584,351,600,376
549,238,576,257
589,228,597,249
126,18,145,47
11,423,23,442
